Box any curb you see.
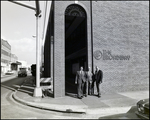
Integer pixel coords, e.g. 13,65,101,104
12,91,132,116
86,107,131,117
12,91,86,114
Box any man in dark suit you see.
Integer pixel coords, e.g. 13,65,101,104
95,66,103,98
75,66,86,99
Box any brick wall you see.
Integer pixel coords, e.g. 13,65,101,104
53,1,92,97
92,1,149,94
52,1,149,97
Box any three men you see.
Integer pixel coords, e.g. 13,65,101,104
75,66,103,99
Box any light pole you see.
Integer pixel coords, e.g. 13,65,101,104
33,5,42,97
8,0,43,97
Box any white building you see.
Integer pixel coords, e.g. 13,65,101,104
17,60,27,69
1,39,11,74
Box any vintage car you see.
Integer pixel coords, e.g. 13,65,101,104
135,98,149,119
18,68,27,77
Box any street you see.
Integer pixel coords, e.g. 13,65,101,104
1,73,144,119
1,73,85,119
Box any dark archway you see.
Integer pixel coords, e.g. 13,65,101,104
65,4,88,95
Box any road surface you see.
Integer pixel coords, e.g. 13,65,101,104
1,73,142,119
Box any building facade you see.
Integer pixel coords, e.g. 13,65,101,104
11,54,18,63
42,1,149,98
17,60,27,68
11,53,18,71
1,39,11,74
1,39,20,74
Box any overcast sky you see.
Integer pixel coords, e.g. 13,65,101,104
1,1,49,65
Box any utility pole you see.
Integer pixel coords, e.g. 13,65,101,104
33,1,42,97
8,0,42,97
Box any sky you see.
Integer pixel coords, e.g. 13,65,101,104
1,1,50,66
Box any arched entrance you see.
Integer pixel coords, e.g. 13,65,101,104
65,4,88,95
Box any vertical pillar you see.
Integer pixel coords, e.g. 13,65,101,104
90,0,94,72
51,36,54,79
53,34,65,98
33,14,42,97
53,1,65,98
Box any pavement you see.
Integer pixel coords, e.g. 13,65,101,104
1,73,18,83
10,76,149,117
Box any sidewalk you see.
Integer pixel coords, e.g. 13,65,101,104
1,73,18,83
12,77,149,116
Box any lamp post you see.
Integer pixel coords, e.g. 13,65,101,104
33,5,42,97
8,0,43,97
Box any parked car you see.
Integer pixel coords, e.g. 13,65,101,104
18,68,27,77
135,98,149,119
5,70,14,75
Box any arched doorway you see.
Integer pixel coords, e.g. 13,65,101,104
65,4,88,95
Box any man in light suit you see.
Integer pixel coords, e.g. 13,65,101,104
86,67,93,95
75,66,86,99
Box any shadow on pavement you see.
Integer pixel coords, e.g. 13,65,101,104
1,76,35,97
1,77,24,91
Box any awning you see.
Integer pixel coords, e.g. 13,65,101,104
11,61,22,65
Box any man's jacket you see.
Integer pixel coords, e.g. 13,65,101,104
75,71,86,84
95,70,103,83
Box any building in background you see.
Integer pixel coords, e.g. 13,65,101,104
11,53,18,63
1,39,21,74
17,60,29,70
1,39,11,74
18,60,27,68
10,53,21,71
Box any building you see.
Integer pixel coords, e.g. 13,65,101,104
1,39,11,74
41,1,149,98
1,39,20,73
11,53,20,71
11,53,18,63
17,60,27,68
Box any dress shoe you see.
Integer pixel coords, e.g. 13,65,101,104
85,95,87,97
98,94,101,98
78,97,82,99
